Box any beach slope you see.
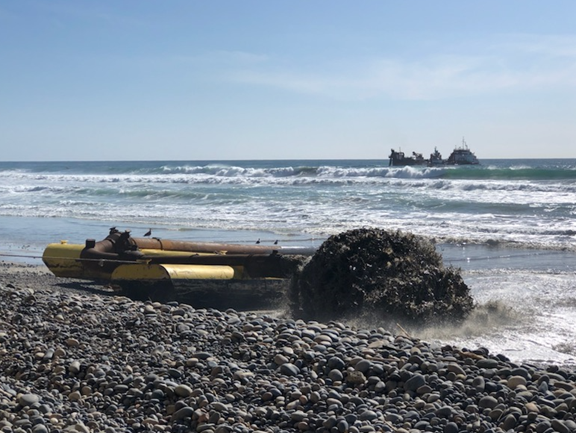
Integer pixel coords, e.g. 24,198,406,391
1,262,576,432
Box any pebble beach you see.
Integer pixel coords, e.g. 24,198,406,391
2,262,576,433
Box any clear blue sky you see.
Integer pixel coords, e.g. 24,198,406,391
1,1,575,161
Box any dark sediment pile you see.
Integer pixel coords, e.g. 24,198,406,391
2,275,576,433
290,228,474,325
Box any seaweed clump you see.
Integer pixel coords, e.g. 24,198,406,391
290,228,474,325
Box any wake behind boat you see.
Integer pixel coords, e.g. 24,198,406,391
389,138,480,166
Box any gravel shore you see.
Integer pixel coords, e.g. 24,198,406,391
1,261,576,433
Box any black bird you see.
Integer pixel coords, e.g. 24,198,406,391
256,238,261,244
144,228,152,237
274,240,278,245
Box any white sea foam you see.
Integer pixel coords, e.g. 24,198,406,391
419,269,576,366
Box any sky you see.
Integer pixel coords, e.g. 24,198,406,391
1,1,575,161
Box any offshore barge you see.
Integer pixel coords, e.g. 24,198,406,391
389,138,479,167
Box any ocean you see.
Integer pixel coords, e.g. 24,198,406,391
1,158,575,367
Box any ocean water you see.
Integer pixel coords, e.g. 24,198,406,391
1,158,575,367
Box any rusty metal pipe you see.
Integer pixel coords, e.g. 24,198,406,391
132,237,316,256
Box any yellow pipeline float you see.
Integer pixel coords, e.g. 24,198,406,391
43,228,315,310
